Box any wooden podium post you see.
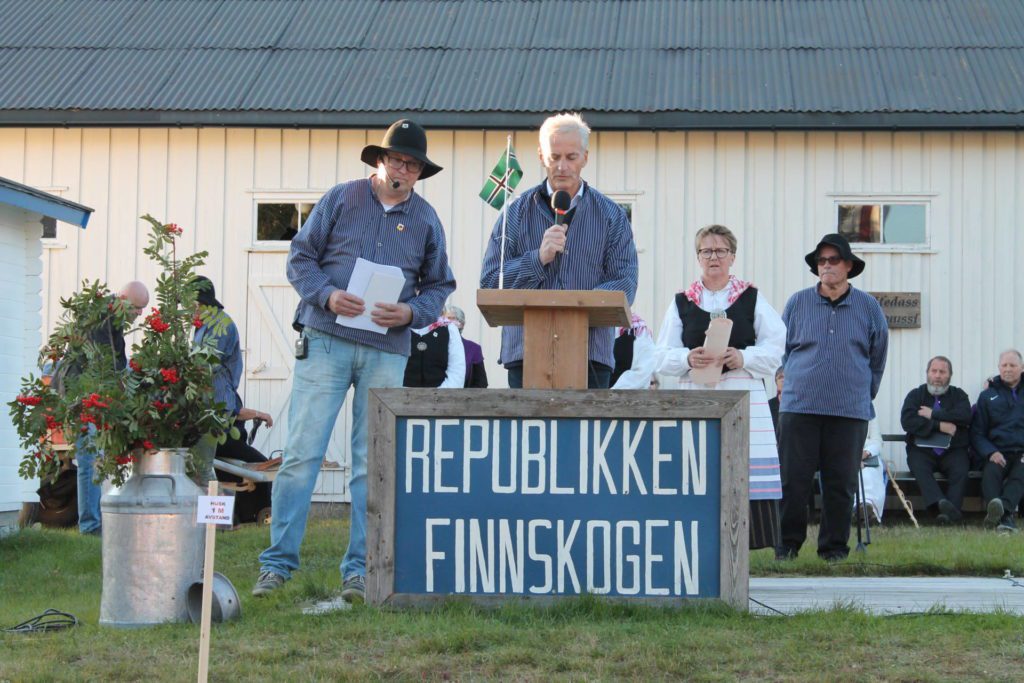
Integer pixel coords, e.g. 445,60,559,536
477,289,631,389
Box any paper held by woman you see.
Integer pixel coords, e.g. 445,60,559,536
689,317,733,386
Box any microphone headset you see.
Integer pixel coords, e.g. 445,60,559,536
383,168,401,190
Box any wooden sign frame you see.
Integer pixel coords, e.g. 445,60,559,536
366,389,749,610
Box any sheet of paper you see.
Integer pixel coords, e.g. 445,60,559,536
196,496,235,526
689,317,733,387
336,258,405,334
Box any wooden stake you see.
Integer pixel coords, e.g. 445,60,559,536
883,460,919,528
197,480,218,683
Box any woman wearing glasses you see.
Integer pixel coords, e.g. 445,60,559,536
654,224,786,550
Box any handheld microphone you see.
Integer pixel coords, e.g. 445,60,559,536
551,190,572,288
551,190,571,228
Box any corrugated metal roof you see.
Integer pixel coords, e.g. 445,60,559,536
276,0,383,49
1,0,1024,127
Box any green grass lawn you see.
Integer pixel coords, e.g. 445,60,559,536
2,518,1024,681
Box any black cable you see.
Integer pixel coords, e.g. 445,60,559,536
4,608,78,633
748,596,790,617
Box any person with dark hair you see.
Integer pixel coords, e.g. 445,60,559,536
192,277,274,486
901,356,972,524
776,233,888,562
971,349,1024,532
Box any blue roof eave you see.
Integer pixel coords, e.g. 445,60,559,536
0,180,93,229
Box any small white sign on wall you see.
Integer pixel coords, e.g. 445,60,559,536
196,496,235,526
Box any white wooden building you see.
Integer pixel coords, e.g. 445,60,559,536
1,127,1021,484
0,178,91,527
2,1,1023,499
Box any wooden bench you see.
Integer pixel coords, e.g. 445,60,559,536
879,433,986,514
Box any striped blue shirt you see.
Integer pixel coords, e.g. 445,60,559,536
288,178,456,357
479,182,639,367
779,285,889,421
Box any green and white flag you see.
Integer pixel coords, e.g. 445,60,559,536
479,147,523,210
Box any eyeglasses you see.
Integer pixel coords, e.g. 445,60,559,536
816,255,845,266
383,154,424,174
697,248,733,260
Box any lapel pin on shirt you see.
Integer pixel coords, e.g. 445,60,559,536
397,223,405,232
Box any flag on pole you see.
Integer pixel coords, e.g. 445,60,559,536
479,147,523,210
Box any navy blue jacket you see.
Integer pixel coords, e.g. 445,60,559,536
971,377,1024,456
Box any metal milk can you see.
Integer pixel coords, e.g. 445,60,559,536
99,447,205,627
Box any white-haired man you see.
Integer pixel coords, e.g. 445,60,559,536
971,349,1024,532
479,112,639,388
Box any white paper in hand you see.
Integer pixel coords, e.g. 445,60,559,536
689,317,733,387
337,258,405,334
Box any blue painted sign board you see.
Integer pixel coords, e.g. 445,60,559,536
392,417,722,598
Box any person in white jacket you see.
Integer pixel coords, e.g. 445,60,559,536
856,416,887,524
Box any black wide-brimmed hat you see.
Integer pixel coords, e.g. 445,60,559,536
804,233,866,278
360,119,442,179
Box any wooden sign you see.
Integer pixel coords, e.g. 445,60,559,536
366,390,749,609
869,291,921,328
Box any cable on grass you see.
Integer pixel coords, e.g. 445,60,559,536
748,597,790,617
3,609,79,633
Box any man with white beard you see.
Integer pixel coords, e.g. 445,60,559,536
901,356,972,524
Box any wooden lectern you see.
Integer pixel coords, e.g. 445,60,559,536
477,289,631,389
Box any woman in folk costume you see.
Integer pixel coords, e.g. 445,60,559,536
617,224,785,549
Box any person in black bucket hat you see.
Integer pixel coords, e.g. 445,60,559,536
803,233,866,278
360,119,442,180
254,119,455,604
775,232,888,564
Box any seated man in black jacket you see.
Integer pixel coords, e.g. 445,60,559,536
902,355,972,524
971,349,1024,532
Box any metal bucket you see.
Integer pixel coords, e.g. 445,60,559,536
99,448,205,627
187,572,241,624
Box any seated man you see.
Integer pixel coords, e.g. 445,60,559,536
902,356,972,523
403,317,465,388
971,349,1024,532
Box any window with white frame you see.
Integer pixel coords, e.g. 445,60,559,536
255,199,318,242
605,193,638,227
834,198,929,247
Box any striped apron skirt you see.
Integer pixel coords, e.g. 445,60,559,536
675,369,782,550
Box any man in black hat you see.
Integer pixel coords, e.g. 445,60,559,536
255,119,456,602
775,233,888,562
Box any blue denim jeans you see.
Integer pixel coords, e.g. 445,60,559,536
75,428,102,534
258,329,406,581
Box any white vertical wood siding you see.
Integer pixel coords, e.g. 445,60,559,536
0,205,43,511
0,128,1021,475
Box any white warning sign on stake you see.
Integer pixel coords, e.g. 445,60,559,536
197,496,235,525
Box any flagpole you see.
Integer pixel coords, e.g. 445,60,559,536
498,134,512,289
